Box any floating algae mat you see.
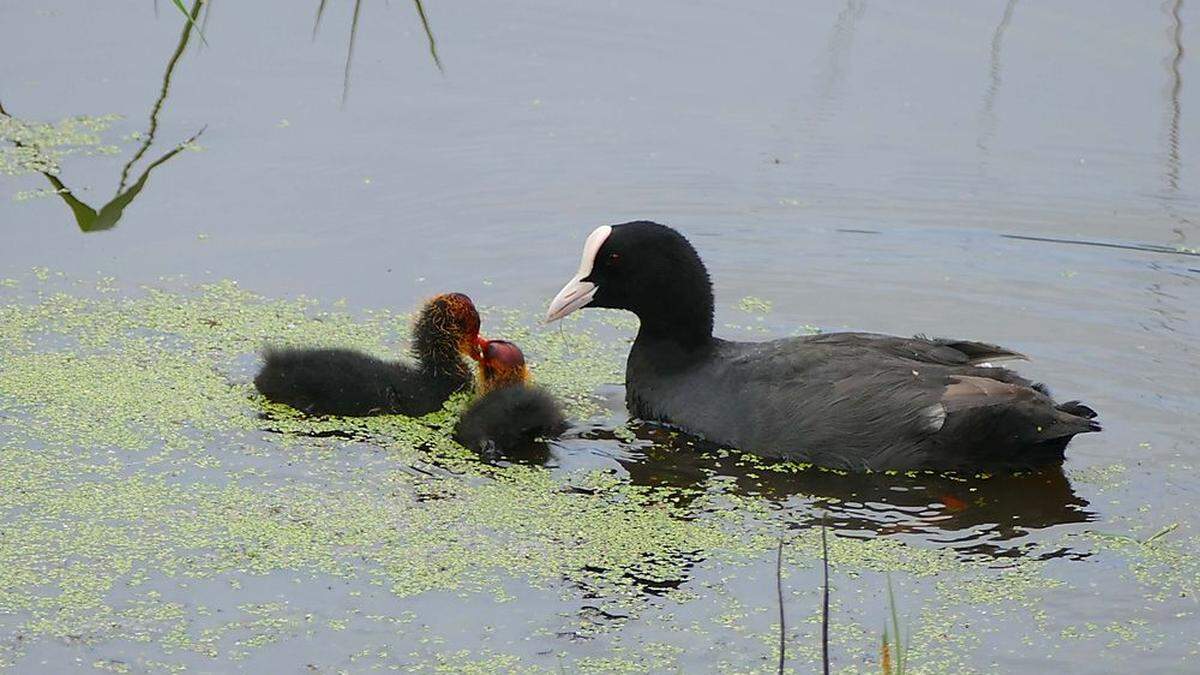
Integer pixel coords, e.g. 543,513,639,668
0,274,1197,672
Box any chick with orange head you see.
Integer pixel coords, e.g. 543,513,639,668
455,339,567,458
255,292,487,416
473,339,529,394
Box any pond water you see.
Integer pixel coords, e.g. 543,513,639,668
2,0,1198,672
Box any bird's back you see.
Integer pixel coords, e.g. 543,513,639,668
626,333,1098,470
255,347,464,416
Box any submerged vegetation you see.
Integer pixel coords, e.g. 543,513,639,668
0,272,1194,671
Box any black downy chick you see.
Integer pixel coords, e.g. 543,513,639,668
454,339,567,458
254,293,486,416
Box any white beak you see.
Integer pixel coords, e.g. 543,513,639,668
545,225,612,323
545,276,597,323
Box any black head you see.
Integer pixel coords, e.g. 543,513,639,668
545,221,714,346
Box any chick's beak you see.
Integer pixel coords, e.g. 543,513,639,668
468,335,489,362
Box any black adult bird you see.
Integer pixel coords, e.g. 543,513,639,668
454,339,567,458
545,221,1100,471
255,293,486,416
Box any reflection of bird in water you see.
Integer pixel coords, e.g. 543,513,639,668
593,421,1093,560
0,0,205,232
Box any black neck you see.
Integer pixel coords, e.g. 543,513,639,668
633,300,714,352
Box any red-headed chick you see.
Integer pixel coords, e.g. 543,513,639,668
454,339,567,458
256,292,487,416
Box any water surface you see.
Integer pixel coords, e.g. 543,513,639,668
1,1,1198,672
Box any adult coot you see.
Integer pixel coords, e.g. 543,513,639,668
255,293,486,416
454,339,567,458
545,221,1099,471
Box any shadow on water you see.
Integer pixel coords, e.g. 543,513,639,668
0,0,206,232
313,0,443,105
579,421,1094,561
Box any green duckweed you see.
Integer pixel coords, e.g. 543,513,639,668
0,273,1196,672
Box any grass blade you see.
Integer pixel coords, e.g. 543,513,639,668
121,0,202,190
199,0,214,45
342,0,363,105
412,0,444,72
168,0,208,46
881,625,891,674
776,534,786,675
1143,522,1179,544
312,0,329,39
821,523,830,675
885,574,906,675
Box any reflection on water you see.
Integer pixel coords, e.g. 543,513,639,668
120,0,204,191
817,0,867,115
576,421,1092,560
0,1,1197,667
1165,0,1185,194
785,0,867,162
411,0,443,72
275,403,1093,561
977,0,1017,167
0,0,204,232
314,0,442,104
1164,0,1191,243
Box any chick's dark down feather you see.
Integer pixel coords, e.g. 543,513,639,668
453,385,567,456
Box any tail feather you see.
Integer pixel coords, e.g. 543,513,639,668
1053,400,1102,434
933,338,1027,364
1057,400,1098,419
